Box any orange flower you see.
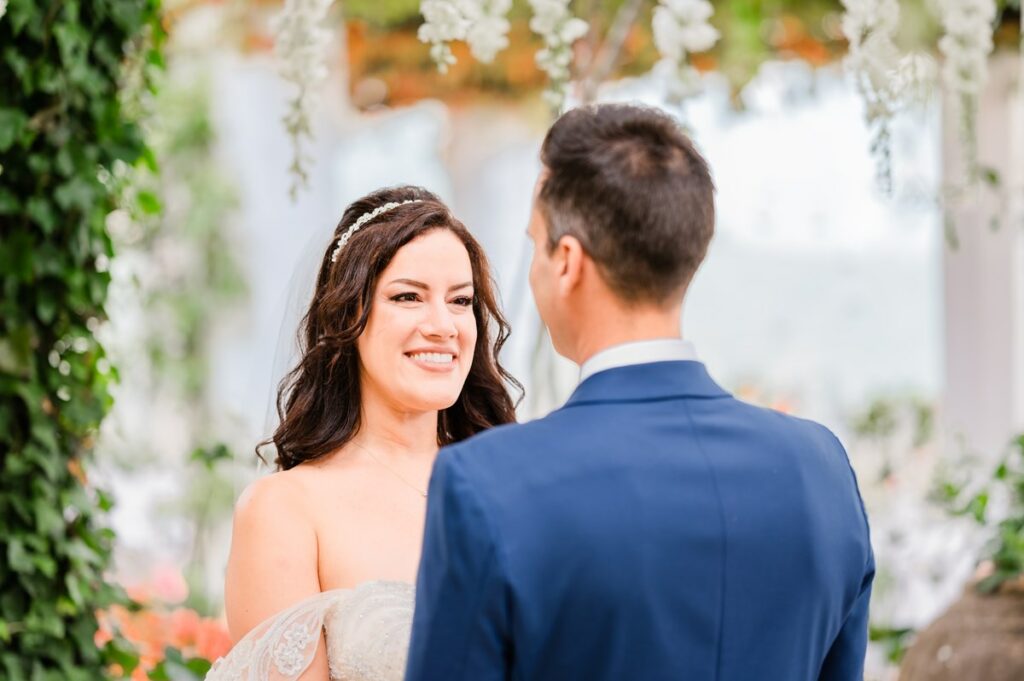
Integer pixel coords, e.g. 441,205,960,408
125,583,152,604
168,607,201,649
195,617,233,661
98,593,232,674
94,609,115,648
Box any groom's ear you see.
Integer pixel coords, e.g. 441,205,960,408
555,235,585,296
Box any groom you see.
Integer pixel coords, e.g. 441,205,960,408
405,103,873,681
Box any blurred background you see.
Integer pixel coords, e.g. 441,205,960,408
3,0,1023,679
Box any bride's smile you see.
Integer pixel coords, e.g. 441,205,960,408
405,349,457,370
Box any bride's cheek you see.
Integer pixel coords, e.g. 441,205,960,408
461,320,477,349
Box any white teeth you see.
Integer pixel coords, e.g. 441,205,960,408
409,352,454,364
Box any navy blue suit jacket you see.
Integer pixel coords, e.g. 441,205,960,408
406,361,873,681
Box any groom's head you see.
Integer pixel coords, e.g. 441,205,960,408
528,103,715,360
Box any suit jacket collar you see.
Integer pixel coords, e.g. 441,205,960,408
578,338,698,384
564,360,729,408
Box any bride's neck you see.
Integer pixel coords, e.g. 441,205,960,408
355,391,439,459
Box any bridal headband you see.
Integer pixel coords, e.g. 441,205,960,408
330,199,425,263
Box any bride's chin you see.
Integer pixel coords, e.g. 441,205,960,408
386,383,461,412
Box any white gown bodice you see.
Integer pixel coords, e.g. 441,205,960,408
205,581,415,681
324,581,414,680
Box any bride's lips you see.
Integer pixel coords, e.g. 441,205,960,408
405,349,458,373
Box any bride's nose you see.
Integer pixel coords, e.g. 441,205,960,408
419,301,457,339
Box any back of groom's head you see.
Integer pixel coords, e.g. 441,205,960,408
539,103,715,306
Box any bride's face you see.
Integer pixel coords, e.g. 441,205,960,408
357,229,478,414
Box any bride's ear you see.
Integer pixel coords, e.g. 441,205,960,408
555,235,585,296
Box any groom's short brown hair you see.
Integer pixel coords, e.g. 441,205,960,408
539,103,715,305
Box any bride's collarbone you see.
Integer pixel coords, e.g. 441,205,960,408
278,464,423,589
293,458,428,514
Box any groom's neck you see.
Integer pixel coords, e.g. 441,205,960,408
570,300,685,366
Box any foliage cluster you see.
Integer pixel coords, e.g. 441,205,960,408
937,434,1024,593
0,0,187,677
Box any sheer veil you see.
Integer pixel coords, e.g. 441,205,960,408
261,221,336,466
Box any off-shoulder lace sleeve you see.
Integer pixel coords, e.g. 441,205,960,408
206,590,349,681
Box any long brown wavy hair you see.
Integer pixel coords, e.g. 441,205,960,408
259,186,522,470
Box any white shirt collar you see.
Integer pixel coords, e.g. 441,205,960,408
578,338,699,384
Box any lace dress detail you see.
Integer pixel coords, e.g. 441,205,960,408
205,581,415,681
325,581,414,681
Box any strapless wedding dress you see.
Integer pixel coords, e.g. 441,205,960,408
206,581,414,681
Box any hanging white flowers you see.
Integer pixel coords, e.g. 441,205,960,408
272,0,334,199
420,0,737,113
419,0,587,111
527,0,589,110
468,0,513,63
652,0,720,104
935,0,997,178
419,0,512,74
892,52,939,107
0,0,8,21
419,0,472,73
841,0,901,91
840,0,904,193
937,0,996,94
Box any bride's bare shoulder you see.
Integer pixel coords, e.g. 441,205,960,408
234,454,359,519
233,467,316,525
226,469,326,640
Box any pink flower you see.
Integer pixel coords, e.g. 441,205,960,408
150,564,189,605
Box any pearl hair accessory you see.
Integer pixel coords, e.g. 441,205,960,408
330,199,425,263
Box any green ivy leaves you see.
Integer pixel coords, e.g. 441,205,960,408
1,0,164,678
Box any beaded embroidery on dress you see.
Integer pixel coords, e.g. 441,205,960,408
205,581,414,681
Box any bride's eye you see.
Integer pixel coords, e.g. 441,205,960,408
391,292,420,303
451,296,474,307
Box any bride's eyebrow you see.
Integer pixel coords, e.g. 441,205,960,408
388,278,474,292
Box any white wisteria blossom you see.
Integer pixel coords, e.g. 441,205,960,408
528,0,589,110
419,0,511,73
840,0,904,193
935,0,996,179
937,0,995,95
467,0,512,63
0,0,8,21
419,0,473,73
652,0,720,103
892,52,938,107
272,0,334,198
841,0,900,93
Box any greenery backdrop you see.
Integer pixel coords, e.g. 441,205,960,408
0,0,164,678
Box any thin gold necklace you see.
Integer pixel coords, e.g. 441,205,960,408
350,441,429,498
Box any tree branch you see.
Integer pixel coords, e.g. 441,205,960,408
580,0,647,103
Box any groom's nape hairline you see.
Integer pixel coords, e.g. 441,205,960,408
539,103,715,306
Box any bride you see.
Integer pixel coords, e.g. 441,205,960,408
207,186,520,680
